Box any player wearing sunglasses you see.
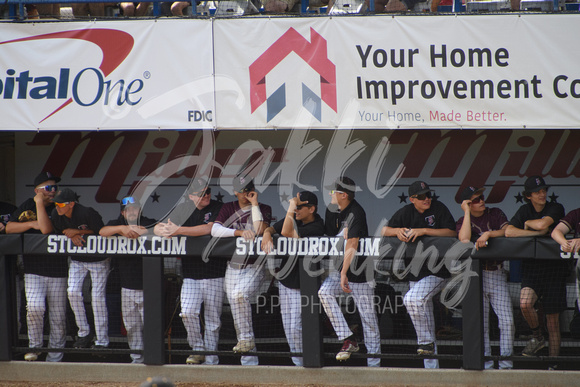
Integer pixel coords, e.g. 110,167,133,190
382,180,456,369
6,172,68,362
456,186,514,369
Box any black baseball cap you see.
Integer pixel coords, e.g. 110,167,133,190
326,176,356,198
120,196,140,211
233,175,255,193
33,171,61,187
298,191,318,207
460,186,485,201
524,175,549,193
189,177,208,194
53,188,77,203
408,181,433,197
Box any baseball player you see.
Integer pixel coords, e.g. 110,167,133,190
50,188,108,349
456,186,514,369
506,175,566,361
100,196,156,363
210,174,271,366
6,172,68,362
382,180,456,369
154,178,225,365
319,177,381,367
261,191,325,366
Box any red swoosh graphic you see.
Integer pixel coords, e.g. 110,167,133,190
0,29,134,123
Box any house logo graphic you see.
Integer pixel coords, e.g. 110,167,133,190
249,27,337,122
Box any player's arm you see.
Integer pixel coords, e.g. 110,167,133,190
5,220,36,233
340,237,359,294
281,197,300,238
505,224,548,237
457,201,472,243
551,222,579,253
261,226,276,254
34,195,53,234
524,216,555,232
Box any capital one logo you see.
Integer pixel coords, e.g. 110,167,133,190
0,29,136,123
249,27,337,122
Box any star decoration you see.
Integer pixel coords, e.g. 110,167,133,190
280,193,289,203
514,192,524,203
398,192,408,203
74,193,81,202
549,192,559,203
431,193,440,202
151,192,160,203
215,192,224,203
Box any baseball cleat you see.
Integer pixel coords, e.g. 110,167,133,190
336,338,359,361
186,355,205,364
233,339,255,353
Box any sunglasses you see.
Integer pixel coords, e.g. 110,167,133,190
471,195,485,204
330,190,345,195
296,204,312,210
121,196,136,206
412,192,432,200
38,185,58,192
192,188,211,197
54,202,69,208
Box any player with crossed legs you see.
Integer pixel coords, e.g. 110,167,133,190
100,196,156,363
262,191,325,366
382,180,456,369
505,175,566,364
456,186,514,370
211,175,271,366
320,177,381,367
155,178,225,365
50,188,108,349
6,172,68,362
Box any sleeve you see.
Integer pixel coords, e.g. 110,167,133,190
259,204,272,226
298,218,325,238
87,208,105,233
214,202,231,225
509,205,527,228
272,219,284,234
324,207,340,236
544,203,565,225
490,208,509,230
438,203,456,230
387,207,405,228
206,202,223,223
344,210,365,239
50,208,63,233
559,209,579,233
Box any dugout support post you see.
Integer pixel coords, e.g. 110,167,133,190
461,257,484,370
143,256,165,365
300,257,324,367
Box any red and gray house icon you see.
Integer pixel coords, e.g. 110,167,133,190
249,27,337,122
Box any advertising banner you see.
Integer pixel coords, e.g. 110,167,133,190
0,19,215,130
214,15,580,129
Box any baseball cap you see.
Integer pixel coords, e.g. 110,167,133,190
524,175,549,193
233,175,255,193
326,176,356,197
140,376,174,387
189,177,208,194
298,191,318,207
460,186,485,201
408,181,433,197
33,171,61,187
53,188,77,203
120,196,140,211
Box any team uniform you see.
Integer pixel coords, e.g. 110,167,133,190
510,202,567,315
456,207,514,369
558,209,580,312
214,200,272,366
271,214,325,366
11,199,68,361
321,200,381,367
104,213,156,363
388,200,456,369
51,204,107,347
172,199,225,365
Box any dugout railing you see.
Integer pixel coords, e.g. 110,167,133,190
0,234,578,369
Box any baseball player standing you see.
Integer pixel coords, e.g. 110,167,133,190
456,186,514,369
50,188,108,349
211,175,271,366
319,177,381,367
506,175,566,364
154,178,225,365
261,191,325,366
6,172,68,362
100,196,156,363
382,180,456,369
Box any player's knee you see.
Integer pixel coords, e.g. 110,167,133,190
67,289,83,302
27,303,45,318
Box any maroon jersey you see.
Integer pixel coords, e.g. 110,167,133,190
560,208,580,238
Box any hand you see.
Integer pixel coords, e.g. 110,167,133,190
241,229,256,241
461,199,471,213
156,219,179,238
245,191,259,206
290,193,309,208
562,239,580,254
261,233,274,254
475,232,489,250
396,227,411,242
123,225,148,239
33,191,45,205
0,223,5,233
71,234,85,247
63,228,81,239
340,272,352,293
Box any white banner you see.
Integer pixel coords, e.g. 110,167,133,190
0,19,215,130
214,15,580,129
